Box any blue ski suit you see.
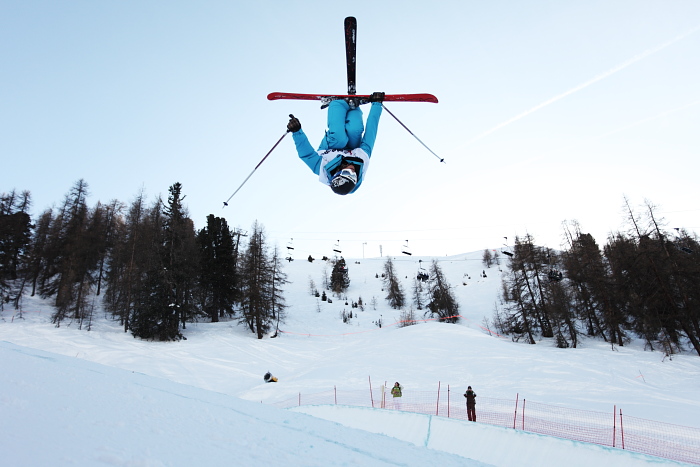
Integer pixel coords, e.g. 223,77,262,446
291,99,382,194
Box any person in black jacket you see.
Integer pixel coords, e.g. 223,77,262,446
464,386,477,422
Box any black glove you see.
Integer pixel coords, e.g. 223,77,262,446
369,92,385,103
287,114,301,133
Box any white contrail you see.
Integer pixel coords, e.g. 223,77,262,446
466,24,700,146
596,98,700,139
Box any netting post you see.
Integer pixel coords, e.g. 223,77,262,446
334,385,337,405
298,392,301,406
522,399,526,430
368,375,374,408
619,408,625,450
447,384,451,418
436,381,441,416
513,393,519,429
612,405,616,447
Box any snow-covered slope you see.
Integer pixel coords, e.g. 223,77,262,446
2,251,699,466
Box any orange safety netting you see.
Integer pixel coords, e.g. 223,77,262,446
271,385,700,465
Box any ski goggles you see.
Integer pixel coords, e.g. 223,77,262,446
336,168,358,184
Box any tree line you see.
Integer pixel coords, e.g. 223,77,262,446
380,256,460,324
320,253,460,326
494,199,700,357
0,181,286,340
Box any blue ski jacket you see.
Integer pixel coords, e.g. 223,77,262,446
291,102,382,194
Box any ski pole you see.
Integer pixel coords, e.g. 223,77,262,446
381,103,444,163
222,124,291,207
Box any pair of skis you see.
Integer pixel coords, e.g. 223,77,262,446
268,17,438,105
223,17,440,207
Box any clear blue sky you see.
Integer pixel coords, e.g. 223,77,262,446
2,1,699,258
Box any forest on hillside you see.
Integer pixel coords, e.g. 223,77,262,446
492,198,700,357
2,181,700,355
0,180,288,340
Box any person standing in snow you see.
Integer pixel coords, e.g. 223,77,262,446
286,93,385,195
464,385,476,422
390,381,403,410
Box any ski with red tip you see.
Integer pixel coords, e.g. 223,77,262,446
267,92,438,104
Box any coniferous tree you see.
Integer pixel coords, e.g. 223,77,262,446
40,180,106,328
497,262,537,343
0,190,32,303
382,256,405,309
239,221,282,339
496,236,541,342
482,249,493,268
611,199,700,355
562,222,625,346
129,196,183,340
412,277,425,310
668,228,700,355
24,209,52,298
162,183,199,330
644,201,700,356
126,184,197,341
425,260,459,323
501,235,562,339
104,191,149,332
330,257,350,295
198,214,238,322
493,250,501,266
91,200,123,296
269,245,288,335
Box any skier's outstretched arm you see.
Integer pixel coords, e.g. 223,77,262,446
360,100,383,157
292,128,322,175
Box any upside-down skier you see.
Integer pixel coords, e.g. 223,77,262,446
286,92,385,195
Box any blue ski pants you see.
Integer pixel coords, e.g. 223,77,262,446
317,99,364,151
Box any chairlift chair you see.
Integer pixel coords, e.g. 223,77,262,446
401,239,412,256
286,238,294,262
548,269,563,282
416,259,429,282
501,238,513,257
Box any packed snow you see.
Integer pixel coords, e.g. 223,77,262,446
2,250,699,466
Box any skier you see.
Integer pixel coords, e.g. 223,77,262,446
286,92,385,195
464,385,477,422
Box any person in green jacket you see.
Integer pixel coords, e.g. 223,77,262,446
391,382,403,410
